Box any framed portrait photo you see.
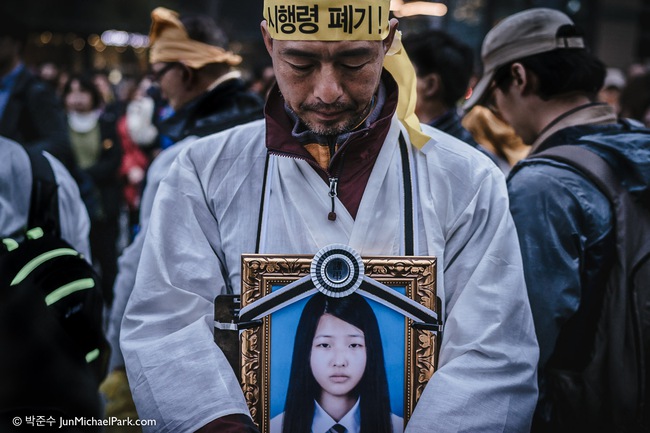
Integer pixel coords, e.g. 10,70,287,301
238,249,438,433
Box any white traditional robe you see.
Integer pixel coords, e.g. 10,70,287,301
121,116,539,432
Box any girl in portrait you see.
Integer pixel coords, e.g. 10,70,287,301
272,293,403,433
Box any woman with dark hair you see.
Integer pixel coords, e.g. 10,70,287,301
62,73,122,306
272,293,402,433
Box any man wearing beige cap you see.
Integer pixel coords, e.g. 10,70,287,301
465,8,650,432
121,1,538,432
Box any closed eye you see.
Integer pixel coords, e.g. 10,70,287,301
341,63,365,71
288,62,314,71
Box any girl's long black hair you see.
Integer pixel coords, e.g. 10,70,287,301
281,293,393,433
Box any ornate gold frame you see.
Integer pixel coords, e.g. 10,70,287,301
240,254,438,433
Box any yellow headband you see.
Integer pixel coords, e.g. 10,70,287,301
263,0,391,41
263,0,429,148
149,7,242,68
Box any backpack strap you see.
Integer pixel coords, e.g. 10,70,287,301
25,149,61,237
530,145,622,203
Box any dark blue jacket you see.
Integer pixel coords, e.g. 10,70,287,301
159,77,264,143
0,67,74,170
508,117,650,428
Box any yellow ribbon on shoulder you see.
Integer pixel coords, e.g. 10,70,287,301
383,31,430,149
263,0,430,148
149,7,242,68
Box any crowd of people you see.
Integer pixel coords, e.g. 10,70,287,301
1,1,649,433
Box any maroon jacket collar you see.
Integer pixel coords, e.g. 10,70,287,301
262,72,399,219
264,71,399,175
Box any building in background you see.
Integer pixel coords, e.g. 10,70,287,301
1,0,648,85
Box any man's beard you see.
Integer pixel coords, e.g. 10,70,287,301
297,100,373,137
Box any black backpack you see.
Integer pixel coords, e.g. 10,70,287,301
531,145,650,432
0,150,109,426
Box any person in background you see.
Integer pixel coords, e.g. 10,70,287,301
38,61,63,95
401,30,501,169
116,76,157,241
62,74,123,307
627,62,649,78
0,24,75,171
465,8,650,431
619,71,650,128
597,67,626,114
401,30,477,144
247,60,276,100
120,0,538,431
0,135,91,258
462,105,529,173
100,8,265,431
125,77,159,154
1,136,101,432
148,11,264,142
92,69,118,108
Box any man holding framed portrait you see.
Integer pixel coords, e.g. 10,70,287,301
120,0,539,432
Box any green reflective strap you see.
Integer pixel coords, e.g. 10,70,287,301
85,348,100,363
26,227,44,240
44,278,95,306
10,248,79,286
2,238,19,251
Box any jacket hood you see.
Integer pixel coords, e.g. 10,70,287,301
540,121,650,203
